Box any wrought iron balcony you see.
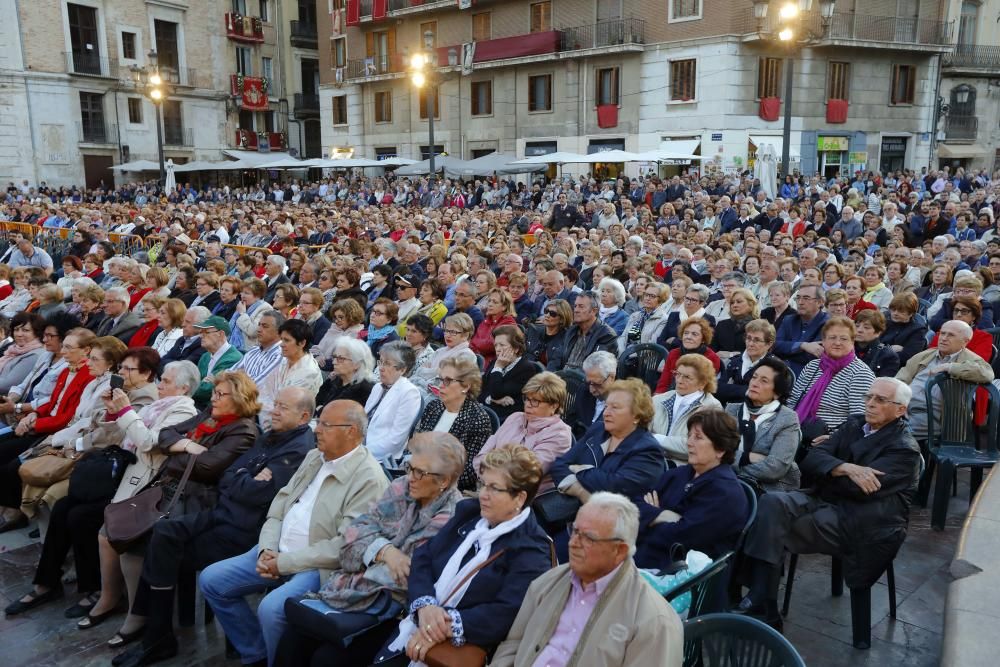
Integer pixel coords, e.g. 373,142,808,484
944,44,1000,69
64,51,118,78
290,20,318,49
294,92,320,117
560,18,645,51
226,12,265,43
945,115,978,142
77,120,118,144
743,10,952,46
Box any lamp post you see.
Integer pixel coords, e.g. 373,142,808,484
409,30,437,177
752,0,836,185
130,50,169,185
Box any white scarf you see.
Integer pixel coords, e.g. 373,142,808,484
599,305,619,320
737,399,781,458
388,507,531,662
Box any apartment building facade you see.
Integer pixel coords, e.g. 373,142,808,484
937,0,1000,172
317,0,959,178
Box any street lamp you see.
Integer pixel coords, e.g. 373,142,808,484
409,30,437,176
131,50,170,185
752,0,836,184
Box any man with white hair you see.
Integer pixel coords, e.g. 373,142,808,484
895,319,994,444
263,254,290,302
95,286,142,342
736,377,922,642
491,493,683,667
573,351,617,438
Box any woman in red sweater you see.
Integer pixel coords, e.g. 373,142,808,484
655,317,722,394
844,275,878,320
470,288,517,368
0,327,96,532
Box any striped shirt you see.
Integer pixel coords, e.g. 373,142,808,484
789,358,875,431
231,342,282,385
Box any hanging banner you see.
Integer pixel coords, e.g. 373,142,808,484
232,74,269,111
346,0,360,26
332,8,343,35
461,42,476,75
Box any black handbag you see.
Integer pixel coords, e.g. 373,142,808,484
286,589,404,648
67,446,136,504
531,490,582,528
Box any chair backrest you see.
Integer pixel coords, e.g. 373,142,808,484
917,298,932,317
665,552,734,619
682,613,806,667
926,374,979,449
482,404,501,432
555,368,586,425
734,480,759,552
408,392,426,438
618,343,668,391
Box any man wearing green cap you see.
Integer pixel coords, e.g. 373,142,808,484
193,315,244,406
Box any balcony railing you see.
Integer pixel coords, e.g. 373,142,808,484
294,92,320,117
945,115,978,142
159,67,203,88
64,51,118,78
346,54,404,78
289,20,318,48
226,12,265,43
386,0,451,11
163,126,194,146
743,10,952,46
234,129,288,151
944,44,1000,69
560,18,645,51
77,120,118,144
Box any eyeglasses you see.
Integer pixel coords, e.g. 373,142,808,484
797,295,819,302
543,310,560,317
523,396,547,408
211,390,232,400
568,522,624,548
436,376,462,387
952,307,973,315
372,310,387,316
405,462,443,481
476,481,516,496
642,292,660,299
683,296,702,304
744,335,768,344
331,354,352,363
586,374,610,388
317,421,353,430
443,328,464,336
863,393,902,406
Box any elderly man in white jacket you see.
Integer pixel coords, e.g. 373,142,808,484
363,340,422,469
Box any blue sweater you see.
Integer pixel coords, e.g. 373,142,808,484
549,425,665,498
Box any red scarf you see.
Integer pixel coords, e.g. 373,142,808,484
188,413,241,443
129,320,160,347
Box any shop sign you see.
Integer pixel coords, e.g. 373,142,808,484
817,136,849,151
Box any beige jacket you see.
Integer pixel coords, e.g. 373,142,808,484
895,347,994,385
258,445,388,580
489,561,683,667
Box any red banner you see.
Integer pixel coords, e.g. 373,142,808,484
597,104,618,129
373,0,387,20
241,76,269,111
759,97,780,122
826,98,848,124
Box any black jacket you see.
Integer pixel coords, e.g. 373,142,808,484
800,415,922,588
159,336,205,373
416,397,493,491
881,319,928,366
715,353,777,405
210,424,316,544
263,273,290,303
547,321,618,371
525,325,565,368
480,356,542,424
855,341,901,378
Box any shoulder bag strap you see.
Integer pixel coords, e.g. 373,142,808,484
439,548,507,607
162,453,199,516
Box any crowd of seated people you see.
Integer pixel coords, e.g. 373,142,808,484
0,164,999,665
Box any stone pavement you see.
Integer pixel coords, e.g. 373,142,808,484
0,477,969,667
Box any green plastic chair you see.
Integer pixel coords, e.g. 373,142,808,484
683,613,806,667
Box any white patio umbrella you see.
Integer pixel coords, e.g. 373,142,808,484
377,157,418,167
110,160,161,172
511,152,588,165
456,152,545,176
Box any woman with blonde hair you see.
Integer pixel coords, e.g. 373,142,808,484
128,294,166,348
470,288,516,368
712,287,761,361
652,354,723,463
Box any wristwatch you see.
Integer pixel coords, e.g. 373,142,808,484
15,403,22,414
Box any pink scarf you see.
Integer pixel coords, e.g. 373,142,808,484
795,351,856,423
0,339,42,376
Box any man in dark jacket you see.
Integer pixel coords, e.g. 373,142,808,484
158,306,211,372
773,284,829,376
572,351,617,438
113,387,316,667
546,292,618,371
551,192,579,231
734,378,921,639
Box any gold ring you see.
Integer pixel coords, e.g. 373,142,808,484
415,644,422,651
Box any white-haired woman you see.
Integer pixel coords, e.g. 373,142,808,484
318,337,375,407
598,278,628,335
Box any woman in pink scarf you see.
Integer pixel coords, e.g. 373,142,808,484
0,312,46,395
788,316,876,444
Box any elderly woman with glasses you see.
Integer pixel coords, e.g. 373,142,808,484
789,316,875,444
411,313,477,394
475,372,572,493
0,312,47,395
480,325,542,423
618,282,671,353
364,341,423,469
712,288,761,362
414,356,493,492
525,299,572,367
313,299,366,370
274,433,468,667
657,283,715,349
928,274,994,332
318,338,376,407
634,408,751,565
652,354,724,464
717,319,778,406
